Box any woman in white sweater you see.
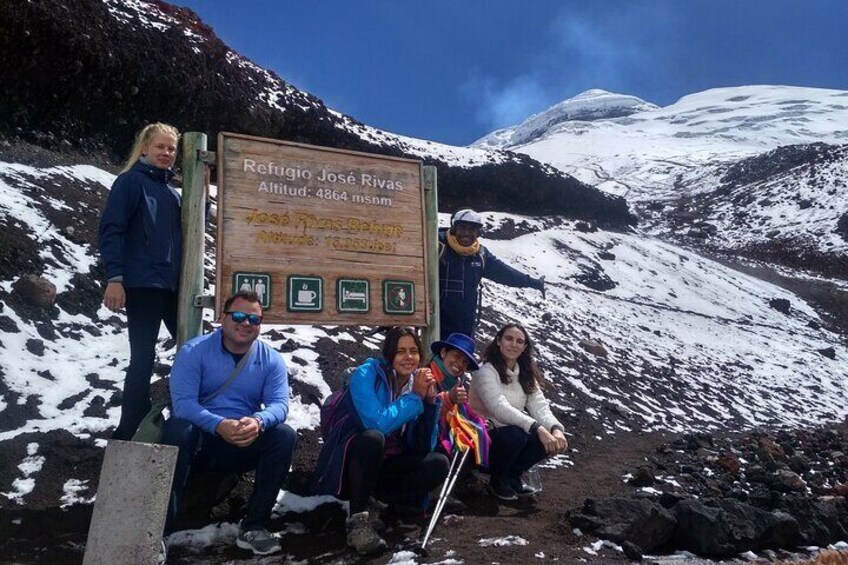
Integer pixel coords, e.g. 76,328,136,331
469,323,568,500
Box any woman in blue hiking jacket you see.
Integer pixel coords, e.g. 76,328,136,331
314,327,449,555
98,122,184,440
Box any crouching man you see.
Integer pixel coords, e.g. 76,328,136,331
162,291,296,556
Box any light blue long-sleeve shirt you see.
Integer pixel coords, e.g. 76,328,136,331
170,329,289,435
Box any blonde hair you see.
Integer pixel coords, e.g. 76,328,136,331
121,122,180,173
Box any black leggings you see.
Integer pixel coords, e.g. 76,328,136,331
113,287,177,440
488,425,546,480
345,429,449,514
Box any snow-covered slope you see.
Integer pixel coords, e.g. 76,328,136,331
640,143,848,261
1,160,845,456
474,89,659,150
475,85,848,199
473,85,848,278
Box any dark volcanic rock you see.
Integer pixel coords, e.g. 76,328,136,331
779,496,848,546
574,269,618,291
837,212,848,243
768,298,791,314
12,275,57,307
25,338,45,356
629,466,655,487
578,339,609,358
721,143,841,189
621,540,643,561
570,497,676,552
768,470,807,493
672,498,800,558
818,346,837,359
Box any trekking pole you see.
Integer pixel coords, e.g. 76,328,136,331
431,450,459,517
421,450,458,549
422,448,469,549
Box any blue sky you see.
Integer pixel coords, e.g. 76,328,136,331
176,1,848,146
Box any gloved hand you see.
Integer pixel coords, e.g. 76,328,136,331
532,275,546,299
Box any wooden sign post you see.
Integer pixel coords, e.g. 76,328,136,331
216,133,430,326
177,132,208,346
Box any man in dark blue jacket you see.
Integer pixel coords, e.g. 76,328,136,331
438,209,544,339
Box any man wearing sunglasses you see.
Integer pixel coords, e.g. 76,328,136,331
162,291,296,556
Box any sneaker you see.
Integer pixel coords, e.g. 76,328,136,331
156,540,167,565
509,477,537,495
346,511,388,556
490,476,518,501
236,525,281,556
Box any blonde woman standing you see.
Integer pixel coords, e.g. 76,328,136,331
469,322,568,500
98,122,183,440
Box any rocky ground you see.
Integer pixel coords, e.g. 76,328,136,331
3,410,848,564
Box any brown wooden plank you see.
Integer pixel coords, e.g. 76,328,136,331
216,133,428,326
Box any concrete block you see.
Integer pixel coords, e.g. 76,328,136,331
83,440,178,565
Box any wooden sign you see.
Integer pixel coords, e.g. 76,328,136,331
216,133,429,326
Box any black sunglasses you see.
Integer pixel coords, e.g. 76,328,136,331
226,311,262,326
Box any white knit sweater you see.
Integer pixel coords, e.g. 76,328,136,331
468,362,562,433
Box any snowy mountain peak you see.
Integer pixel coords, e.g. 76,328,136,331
472,89,658,149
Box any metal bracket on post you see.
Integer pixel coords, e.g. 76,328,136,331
198,150,217,165
193,295,215,309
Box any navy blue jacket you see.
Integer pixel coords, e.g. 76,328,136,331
313,358,441,497
438,229,536,338
98,161,182,290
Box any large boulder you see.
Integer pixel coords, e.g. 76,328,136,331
578,339,609,358
672,498,800,558
12,274,57,307
779,495,848,546
569,497,677,552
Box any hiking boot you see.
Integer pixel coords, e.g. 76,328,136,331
509,477,537,495
441,493,467,514
490,476,518,501
236,524,281,556
366,497,388,530
346,511,388,556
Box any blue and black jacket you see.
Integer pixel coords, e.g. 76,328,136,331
313,358,441,497
438,228,537,338
98,160,182,291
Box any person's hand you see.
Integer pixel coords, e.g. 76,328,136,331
552,428,569,454
425,383,439,404
216,417,260,447
448,383,468,405
532,276,546,299
103,281,126,312
413,368,435,399
536,425,559,455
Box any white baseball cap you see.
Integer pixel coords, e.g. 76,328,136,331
451,209,483,228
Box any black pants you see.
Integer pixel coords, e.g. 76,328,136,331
112,287,177,440
345,429,449,514
162,418,298,533
488,425,546,480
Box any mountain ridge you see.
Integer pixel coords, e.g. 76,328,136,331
473,88,659,149
2,1,848,562
0,0,635,225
